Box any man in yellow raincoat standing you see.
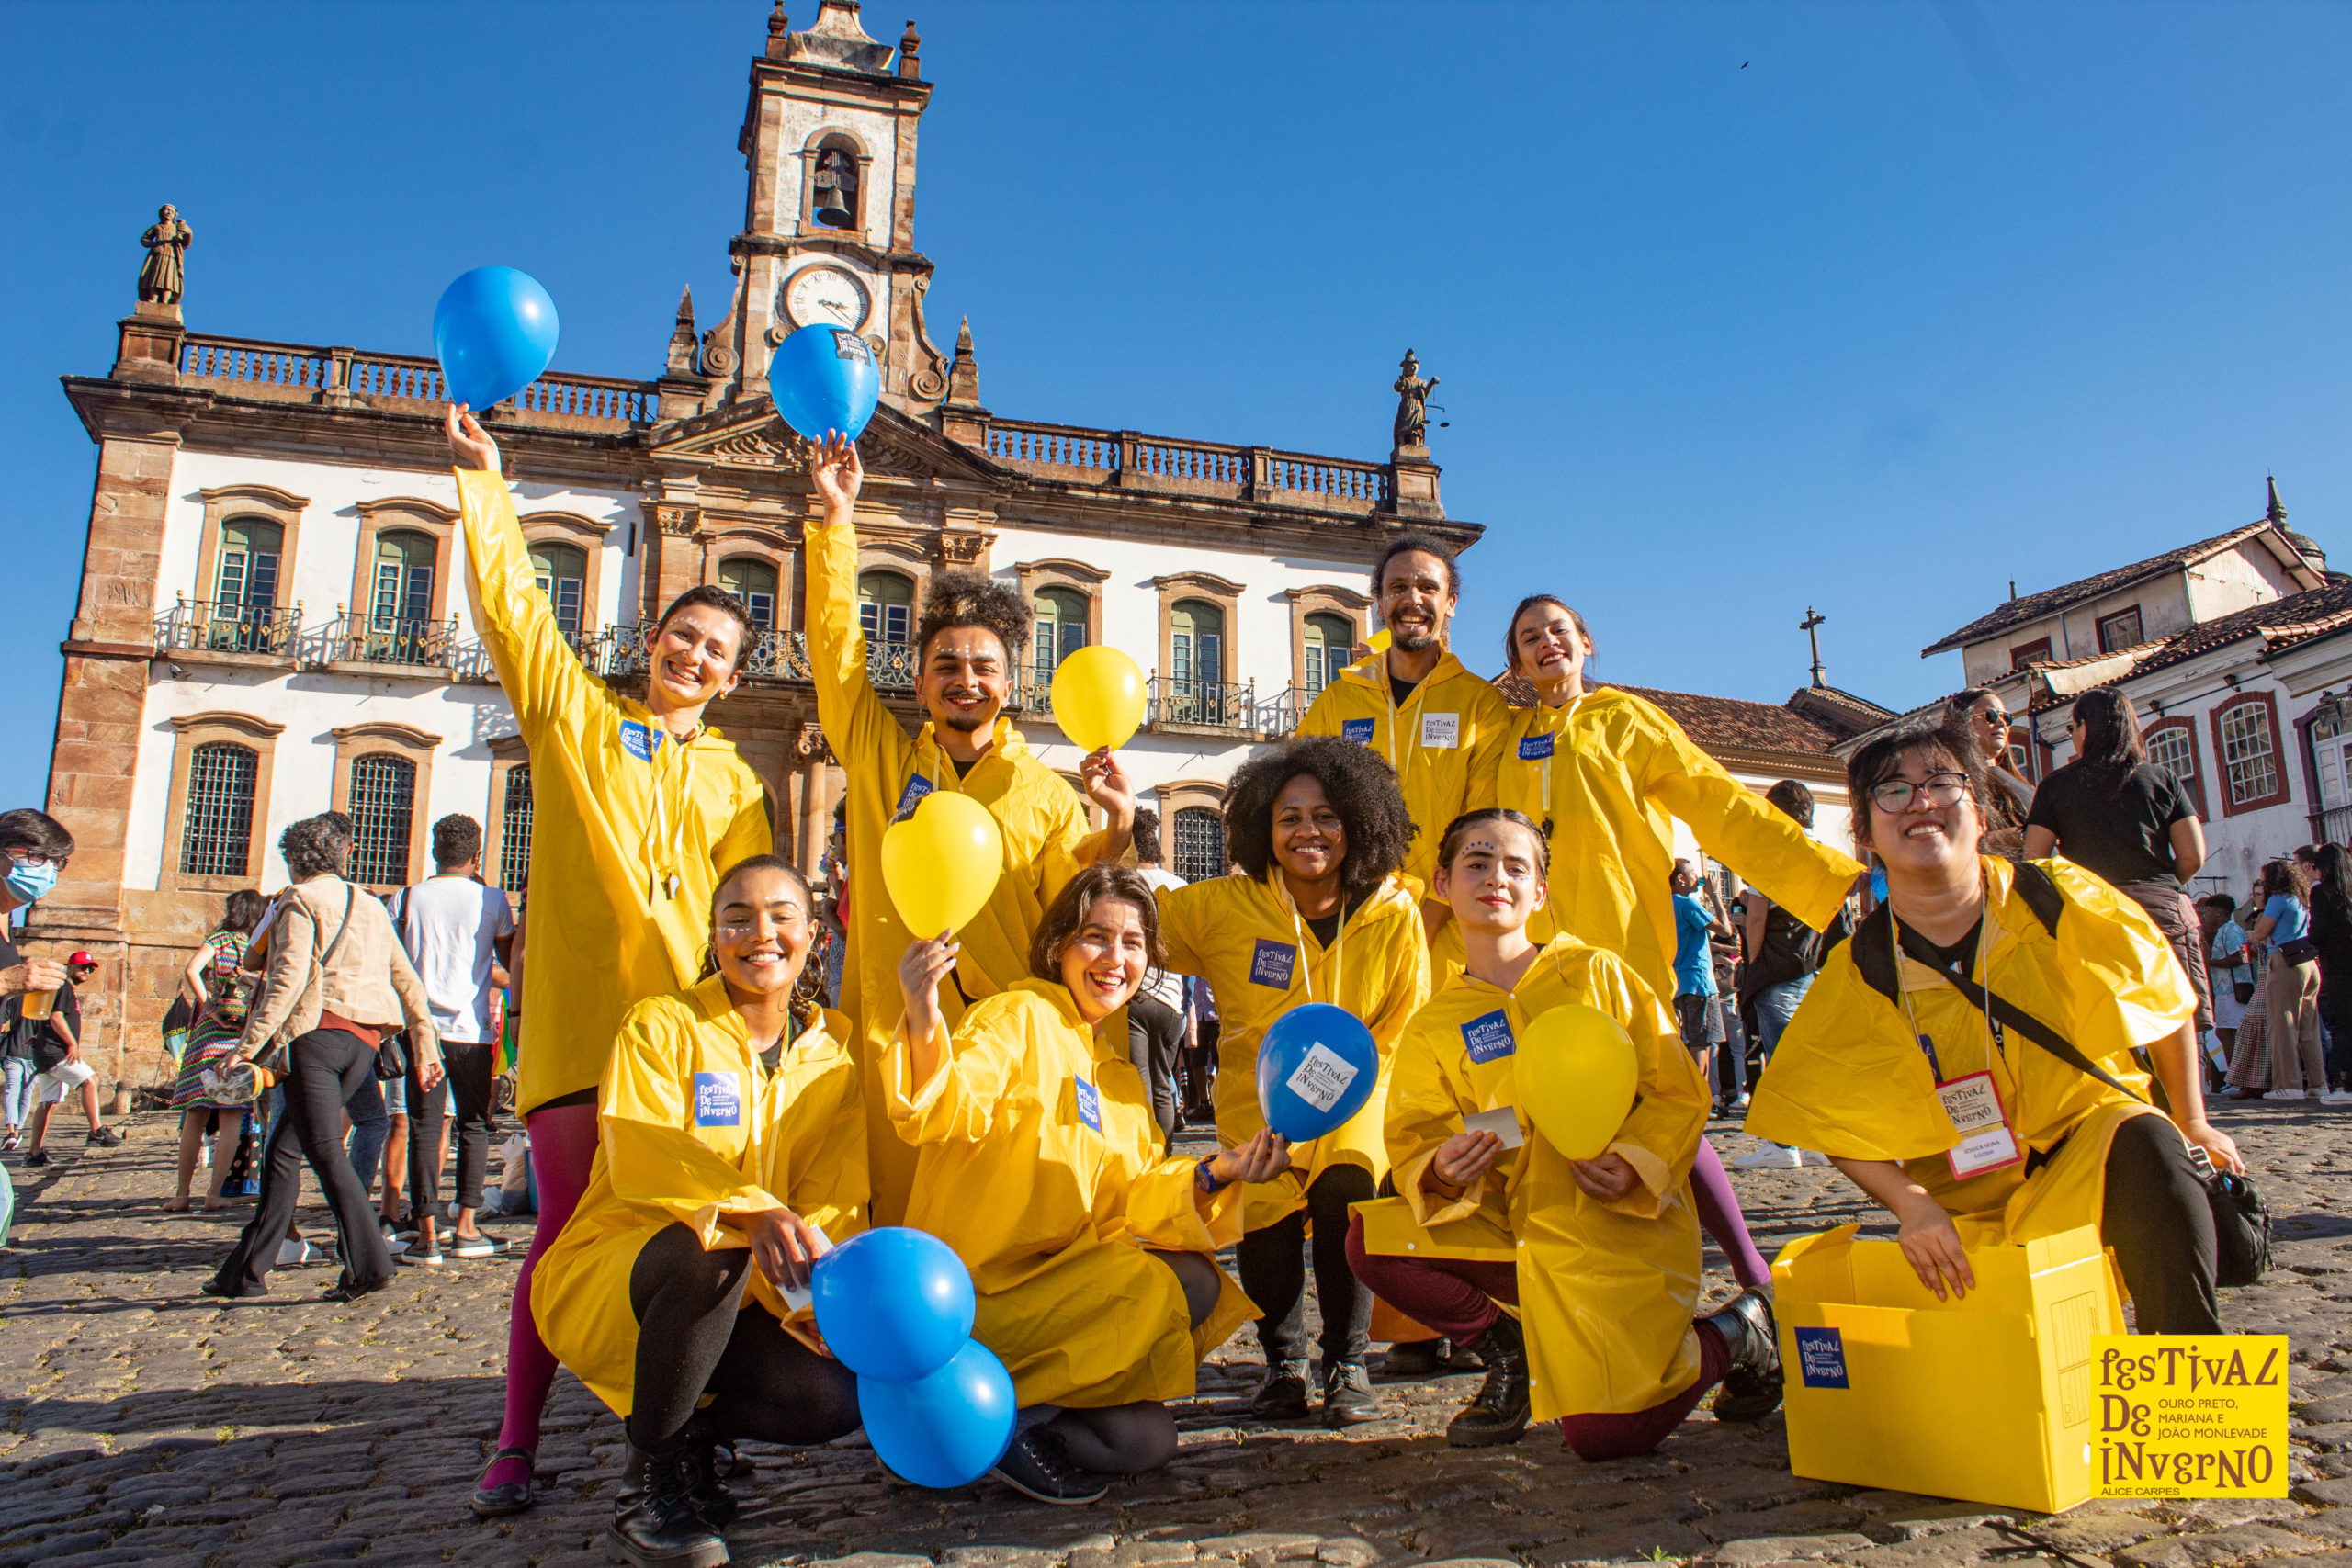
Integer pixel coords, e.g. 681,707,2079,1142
447,410,774,1520
804,436,1135,1226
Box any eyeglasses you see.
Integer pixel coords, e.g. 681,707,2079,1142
4,851,61,870
1870,773,1970,811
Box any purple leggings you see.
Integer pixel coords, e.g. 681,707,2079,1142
482,1102,599,1490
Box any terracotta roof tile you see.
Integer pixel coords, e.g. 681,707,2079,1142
2022,581,2352,714
1489,673,1848,756
1921,521,2291,657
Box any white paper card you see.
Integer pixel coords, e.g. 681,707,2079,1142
1947,1124,2021,1179
776,1222,835,1313
1286,1043,1361,1113
1464,1106,1525,1149
1420,712,1461,750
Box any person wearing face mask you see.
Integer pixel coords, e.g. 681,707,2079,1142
1349,810,1780,1454
1746,717,2240,1334
1299,534,1510,927
533,855,865,1568
0,812,74,1157
1153,737,1431,1427
888,865,1283,1505
804,436,1136,1230
447,409,775,1519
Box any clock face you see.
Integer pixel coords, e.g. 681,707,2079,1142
781,265,871,332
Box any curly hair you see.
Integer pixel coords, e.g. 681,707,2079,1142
2260,857,2312,905
698,853,829,1021
431,813,482,871
914,570,1031,669
1029,863,1166,980
280,812,354,882
1224,735,1415,897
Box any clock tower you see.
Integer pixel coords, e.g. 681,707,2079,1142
699,1,955,416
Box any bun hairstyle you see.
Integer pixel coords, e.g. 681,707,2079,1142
699,853,829,1021
1435,807,1551,881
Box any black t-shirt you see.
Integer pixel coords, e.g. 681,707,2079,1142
1389,673,1420,708
2025,761,2194,888
1898,918,1984,979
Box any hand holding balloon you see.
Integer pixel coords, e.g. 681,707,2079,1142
897,934,960,1070
1206,1129,1289,1188
811,431,863,512
445,406,501,473
1079,747,1136,832
1428,1129,1506,1194
1568,1152,1639,1203
742,1205,826,1292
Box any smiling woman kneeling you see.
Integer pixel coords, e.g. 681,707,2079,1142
1744,717,2242,1332
887,865,1283,1504
533,856,867,1568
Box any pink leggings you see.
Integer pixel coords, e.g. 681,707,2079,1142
485,1102,600,1487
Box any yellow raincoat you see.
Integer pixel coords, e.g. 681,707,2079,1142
881,978,1256,1407
1488,686,1862,1001
1745,857,2189,1248
804,515,1115,1224
1355,937,1712,1420
532,979,867,1416
1156,874,1431,1231
456,471,772,1115
1298,650,1510,895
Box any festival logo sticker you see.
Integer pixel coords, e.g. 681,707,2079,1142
2093,1336,2288,1498
1250,938,1298,989
1341,718,1376,745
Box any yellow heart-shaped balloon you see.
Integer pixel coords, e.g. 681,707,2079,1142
1518,1003,1640,1161
1049,645,1147,752
881,792,1005,940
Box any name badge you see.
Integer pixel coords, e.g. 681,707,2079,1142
1461,1009,1515,1064
1249,938,1297,989
894,774,934,818
694,1071,742,1128
1341,717,1376,745
1420,712,1460,750
1517,732,1555,761
618,719,662,763
1285,1042,1361,1113
1074,1077,1102,1134
1937,1070,2022,1179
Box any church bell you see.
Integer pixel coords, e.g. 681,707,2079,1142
812,185,854,229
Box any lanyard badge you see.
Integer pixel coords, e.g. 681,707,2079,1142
1893,900,2024,1182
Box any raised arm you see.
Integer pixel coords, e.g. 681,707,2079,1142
802,434,904,773
447,408,596,735
1642,710,1862,933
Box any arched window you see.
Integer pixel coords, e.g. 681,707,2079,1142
179,741,257,879
858,570,913,647
370,529,435,628
810,137,861,230
500,764,534,892
530,542,587,636
347,753,416,887
1034,587,1088,680
1170,601,1224,692
1303,611,1352,696
216,518,282,609
719,557,779,632
1172,807,1227,884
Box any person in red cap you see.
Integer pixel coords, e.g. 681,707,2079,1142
21,950,116,1165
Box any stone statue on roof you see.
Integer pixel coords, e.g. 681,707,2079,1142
137,204,192,306
1392,349,1438,454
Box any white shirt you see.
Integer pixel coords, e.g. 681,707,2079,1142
1134,865,1188,1012
396,876,516,1043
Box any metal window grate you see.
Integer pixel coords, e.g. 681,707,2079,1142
501,765,533,892
1172,807,1227,884
179,742,256,878
348,753,415,886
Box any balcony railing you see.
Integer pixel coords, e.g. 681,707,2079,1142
2319,804,2352,849
176,333,657,431
1148,676,1258,731
1251,685,1313,739
327,614,458,671
155,596,305,659
976,419,1394,516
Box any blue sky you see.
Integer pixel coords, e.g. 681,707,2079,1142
4,1,2348,814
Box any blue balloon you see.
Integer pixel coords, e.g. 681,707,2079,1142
1256,1002,1379,1143
811,1226,976,1382
433,266,560,411
771,321,881,440
859,1339,1016,1490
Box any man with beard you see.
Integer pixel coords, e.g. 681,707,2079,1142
804,434,1136,1225
1300,534,1510,921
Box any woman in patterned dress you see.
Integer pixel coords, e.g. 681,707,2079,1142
166,890,268,1210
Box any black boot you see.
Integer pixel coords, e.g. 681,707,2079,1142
677,1414,738,1529
1445,1312,1531,1448
1703,1287,1784,1423
610,1438,729,1568
1380,1337,1450,1378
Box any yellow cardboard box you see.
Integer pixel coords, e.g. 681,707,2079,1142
1774,1223,2123,1514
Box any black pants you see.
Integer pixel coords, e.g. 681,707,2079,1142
212,1029,393,1296
2100,1113,2223,1335
1127,994,1183,1146
410,1040,498,1218
1181,1020,1220,1122
1236,1163,1377,1371
627,1222,862,1451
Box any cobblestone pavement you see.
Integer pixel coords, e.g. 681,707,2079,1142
6,1101,2352,1567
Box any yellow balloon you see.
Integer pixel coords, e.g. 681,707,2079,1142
1368,628,1391,653
1049,645,1146,752
1518,1004,1640,1161
880,791,1004,939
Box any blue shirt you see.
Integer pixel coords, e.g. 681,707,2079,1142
1672,893,1718,998
2264,893,2310,951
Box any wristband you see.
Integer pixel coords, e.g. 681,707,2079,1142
1194,1155,1228,1194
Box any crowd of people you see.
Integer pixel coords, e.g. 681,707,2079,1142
0,403,2275,1568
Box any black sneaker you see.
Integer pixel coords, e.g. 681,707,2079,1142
610,1440,727,1567
1446,1313,1531,1447
1249,1364,1311,1421
1704,1287,1785,1422
1380,1337,1450,1378
987,1427,1108,1505
86,1126,122,1149
21,1150,48,1168
1322,1361,1385,1427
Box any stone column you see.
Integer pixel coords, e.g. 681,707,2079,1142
796,722,832,879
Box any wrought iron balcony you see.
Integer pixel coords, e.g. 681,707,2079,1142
154,596,304,660
1148,676,1257,731
327,613,458,671
1251,685,1313,739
